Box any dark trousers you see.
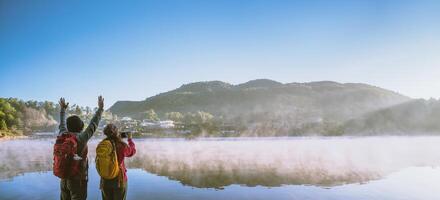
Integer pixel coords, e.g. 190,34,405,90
60,179,87,200
101,185,127,200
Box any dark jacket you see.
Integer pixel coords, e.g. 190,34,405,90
59,107,103,180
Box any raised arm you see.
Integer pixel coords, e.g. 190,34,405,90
124,133,136,157
58,98,69,134
78,96,104,143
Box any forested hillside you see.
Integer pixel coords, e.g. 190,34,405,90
0,98,58,137
110,79,412,136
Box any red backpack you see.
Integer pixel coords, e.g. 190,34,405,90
53,133,85,179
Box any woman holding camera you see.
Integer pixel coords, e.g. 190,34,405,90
97,124,136,200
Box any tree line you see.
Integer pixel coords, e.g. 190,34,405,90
0,98,100,137
141,109,239,136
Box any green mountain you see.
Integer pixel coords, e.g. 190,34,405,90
109,79,411,135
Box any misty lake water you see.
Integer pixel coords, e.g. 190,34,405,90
1,136,440,200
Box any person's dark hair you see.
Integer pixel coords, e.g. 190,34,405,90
67,115,84,132
104,124,126,146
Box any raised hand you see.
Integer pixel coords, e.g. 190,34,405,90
98,96,104,110
59,98,69,110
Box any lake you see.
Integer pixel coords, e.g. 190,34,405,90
1,136,440,200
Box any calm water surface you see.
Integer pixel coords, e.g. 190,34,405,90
1,136,440,200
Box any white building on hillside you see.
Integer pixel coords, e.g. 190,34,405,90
158,120,174,129
121,117,133,121
141,119,156,128
140,119,175,129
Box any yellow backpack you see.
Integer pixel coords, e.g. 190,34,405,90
95,139,120,179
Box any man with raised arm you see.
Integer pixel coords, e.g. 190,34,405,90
54,96,104,200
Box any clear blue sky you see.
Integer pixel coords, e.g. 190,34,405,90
1,0,440,107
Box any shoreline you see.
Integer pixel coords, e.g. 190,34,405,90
0,135,28,141
2,133,440,141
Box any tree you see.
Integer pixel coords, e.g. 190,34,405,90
194,111,214,124
43,101,56,117
144,109,159,121
165,112,184,122
183,112,195,124
85,106,91,115
74,105,83,116
25,100,38,109
183,111,214,125
0,100,18,129
0,119,7,130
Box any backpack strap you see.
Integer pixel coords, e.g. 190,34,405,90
110,140,124,188
74,134,88,183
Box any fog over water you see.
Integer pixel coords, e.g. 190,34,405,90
127,136,440,188
1,136,440,188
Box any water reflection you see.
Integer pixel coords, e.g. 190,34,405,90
0,139,53,179
2,137,440,189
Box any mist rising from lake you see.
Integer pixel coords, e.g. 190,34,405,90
127,136,440,187
1,136,440,199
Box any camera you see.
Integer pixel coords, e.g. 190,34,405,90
120,131,130,138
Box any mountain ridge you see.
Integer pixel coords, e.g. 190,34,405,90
109,79,412,135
